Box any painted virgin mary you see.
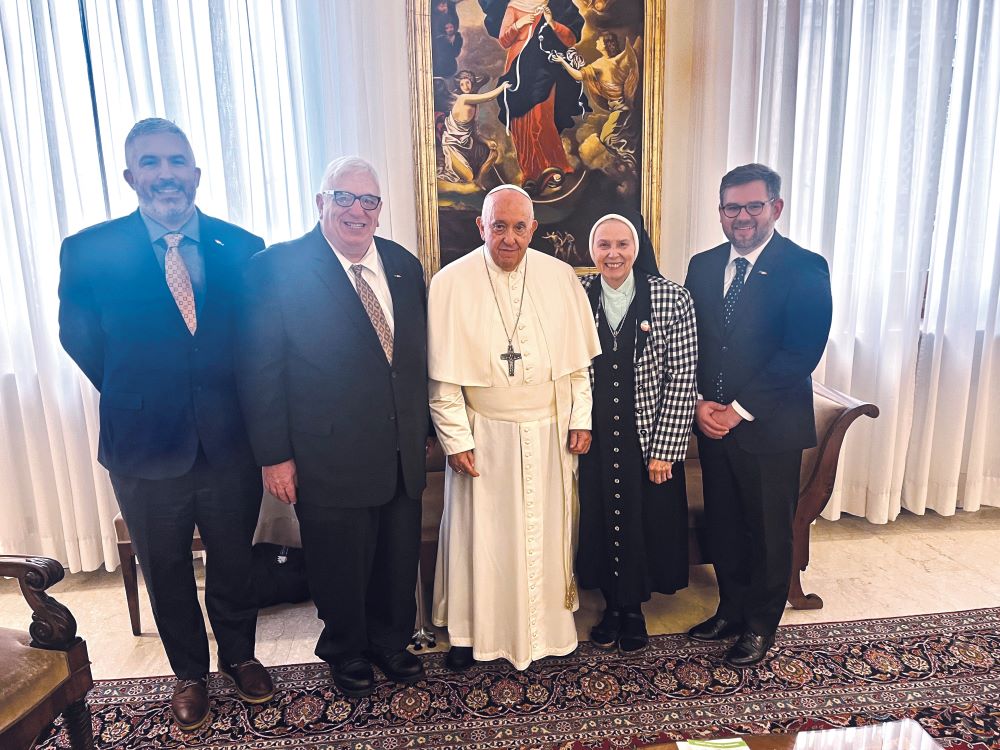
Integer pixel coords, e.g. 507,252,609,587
479,0,591,196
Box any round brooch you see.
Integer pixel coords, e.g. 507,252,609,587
640,320,651,332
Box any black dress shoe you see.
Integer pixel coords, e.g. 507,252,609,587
725,630,775,667
687,615,744,642
445,646,475,672
330,656,375,698
590,609,621,649
365,648,424,684
618,611,648,653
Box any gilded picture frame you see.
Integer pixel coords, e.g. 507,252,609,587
407,0,665,277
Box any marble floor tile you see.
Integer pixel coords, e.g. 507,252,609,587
1,506,998,679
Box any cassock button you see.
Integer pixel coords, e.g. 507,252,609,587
614,541,620,547
614,510,620,515
614,571,619,577
614,479,620,484
613,381,620,388
614,526,620,531
614,493,620,499
613,447,620,453
614,557,619,562
613,397,620,404
613,463,619,469
613,431,620,437
613,415,620,421
613,364,619,370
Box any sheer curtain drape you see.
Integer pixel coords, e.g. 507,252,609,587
664,0,1000,523
0,0,415,571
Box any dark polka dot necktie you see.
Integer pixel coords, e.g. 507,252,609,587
714,256,749,401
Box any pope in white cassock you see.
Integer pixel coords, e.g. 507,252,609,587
428,184,601,671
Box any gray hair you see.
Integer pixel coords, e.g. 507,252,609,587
719,163,781,203
318,156,381,193
124,118,192,164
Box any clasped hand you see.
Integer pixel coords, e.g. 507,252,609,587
695,399,743,439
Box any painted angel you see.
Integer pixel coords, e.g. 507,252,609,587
554,32,640,168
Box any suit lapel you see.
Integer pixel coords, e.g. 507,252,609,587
309,227,388,362
705,244,730,334
120,211,193,334
728,232,782,331
197,210,226,321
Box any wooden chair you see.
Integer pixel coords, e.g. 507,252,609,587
0,555,94,750
113,512,203,635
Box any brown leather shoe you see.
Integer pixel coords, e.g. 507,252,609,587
171,678,209,730
219,658,275,704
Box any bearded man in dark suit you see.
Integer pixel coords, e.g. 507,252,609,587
237,156,430,698
684,163,833,667
58,118,273,730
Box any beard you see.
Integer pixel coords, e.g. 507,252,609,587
137,181,196,227
725,220,769,252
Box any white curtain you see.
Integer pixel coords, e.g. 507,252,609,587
662,0,1000,523
0,0,415,571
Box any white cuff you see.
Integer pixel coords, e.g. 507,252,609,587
731,400,755,421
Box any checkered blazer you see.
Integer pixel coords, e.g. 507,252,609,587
581,273,698,463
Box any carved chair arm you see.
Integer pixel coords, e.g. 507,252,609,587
0,555,78,650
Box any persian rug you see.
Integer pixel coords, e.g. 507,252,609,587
38,608,1000,749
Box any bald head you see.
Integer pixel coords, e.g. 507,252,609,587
478,185,537,271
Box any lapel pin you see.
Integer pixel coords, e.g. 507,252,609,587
758,270,768,276
640,320,651,332
393,273,402,278
214,239,224,246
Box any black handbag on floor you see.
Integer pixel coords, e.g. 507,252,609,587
251,543,311,608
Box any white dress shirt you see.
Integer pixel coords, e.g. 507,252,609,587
723,231,772,295
326,239,395,334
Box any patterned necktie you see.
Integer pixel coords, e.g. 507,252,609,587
714,257,750,401
723,256,750,326
164,232,197,335
350,264,393,362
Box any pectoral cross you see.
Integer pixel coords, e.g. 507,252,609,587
500,342,522,376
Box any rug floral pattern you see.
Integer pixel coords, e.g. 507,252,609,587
39,608,1000,749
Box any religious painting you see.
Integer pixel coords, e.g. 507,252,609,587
407,0,666,276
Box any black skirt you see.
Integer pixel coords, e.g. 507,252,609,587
577,302,689,606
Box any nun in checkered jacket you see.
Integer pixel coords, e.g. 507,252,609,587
577,213,698,654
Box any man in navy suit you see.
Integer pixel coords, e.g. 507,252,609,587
58,118,273,729
684,163,832,667
237,156,430,698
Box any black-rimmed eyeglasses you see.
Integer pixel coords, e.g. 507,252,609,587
320,190,382,211
720,199,775,218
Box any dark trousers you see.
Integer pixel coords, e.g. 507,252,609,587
295,461,421,665
110,451,262,680
697,433,801,636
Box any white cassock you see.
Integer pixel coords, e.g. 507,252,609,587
428,247,601,670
